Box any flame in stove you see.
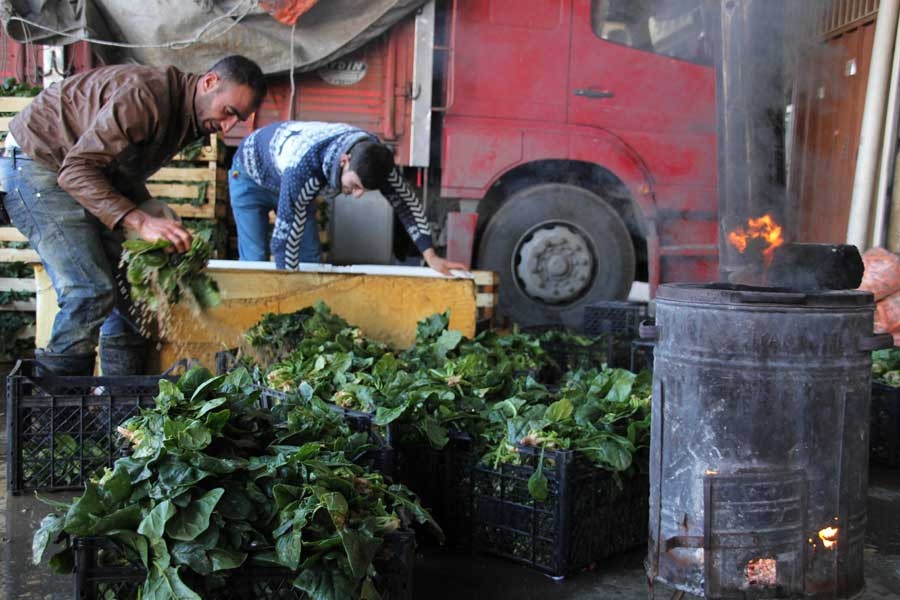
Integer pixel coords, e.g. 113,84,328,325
727,214,785,266
746,558,777,586
705,469,718,476
818,526,838,549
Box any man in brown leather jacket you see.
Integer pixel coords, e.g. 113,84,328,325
0,55,266,376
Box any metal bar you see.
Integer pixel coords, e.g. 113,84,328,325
79,392,85,486
556,451,571,577
7,364,16,492
431,0,458,112
381,33,398,141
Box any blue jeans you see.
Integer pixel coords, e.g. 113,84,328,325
0,155,140,355
229,159,321,262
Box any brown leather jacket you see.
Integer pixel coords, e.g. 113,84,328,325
9,64,203,229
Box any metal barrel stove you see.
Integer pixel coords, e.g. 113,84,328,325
644,283,893,599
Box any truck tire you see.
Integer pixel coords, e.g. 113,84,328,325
476,183,635,329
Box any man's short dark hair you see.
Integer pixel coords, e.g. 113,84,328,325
207,55,267,108
349,140,395,189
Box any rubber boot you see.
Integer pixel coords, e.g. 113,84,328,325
34,348,96,377
99,333,148,376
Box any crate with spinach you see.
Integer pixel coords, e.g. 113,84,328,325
473,366,651,577
33,366,437,600
6,359,190,494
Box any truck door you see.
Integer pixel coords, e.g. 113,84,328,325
568,0,714,134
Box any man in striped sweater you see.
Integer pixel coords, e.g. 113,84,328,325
230,121,465,274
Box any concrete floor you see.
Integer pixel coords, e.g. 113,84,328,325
3,404,900,599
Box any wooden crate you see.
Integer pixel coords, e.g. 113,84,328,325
147,135,227,221
0,96,35,137
0,222,36,354
0,100,40,353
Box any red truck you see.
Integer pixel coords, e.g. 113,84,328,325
234,0,719,328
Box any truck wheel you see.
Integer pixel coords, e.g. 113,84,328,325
476,183,635,329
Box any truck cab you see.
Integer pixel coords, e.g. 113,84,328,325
441,0,717,327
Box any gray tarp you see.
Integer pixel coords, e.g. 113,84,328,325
0,0,429,74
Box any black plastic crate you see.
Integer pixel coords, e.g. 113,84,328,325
583,301,648,338
472,447,649,578
518,326,609,383
394,432,475,548
73,529,416,600
583,302,649,368
5,359,190,494
871,381,900,467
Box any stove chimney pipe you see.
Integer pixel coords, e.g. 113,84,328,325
713,0,789,282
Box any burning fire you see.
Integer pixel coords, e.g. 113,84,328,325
746,558,777,586
818,526,839,549
727,214,785,267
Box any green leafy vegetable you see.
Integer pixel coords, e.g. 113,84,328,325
33,366,434,599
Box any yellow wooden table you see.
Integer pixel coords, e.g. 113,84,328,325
33,260,496,371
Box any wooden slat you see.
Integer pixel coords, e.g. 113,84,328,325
476,292,497,308
0,96,34,112
0,248,39,262
170,203,216,219
171,145,218,163
472,270,498,286
0,298,35,311
0,227,27,242
147,182,214,202
0,116,13,133
0,277,34,292
149,167,217,183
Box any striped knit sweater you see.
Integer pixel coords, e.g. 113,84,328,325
234,121,433,269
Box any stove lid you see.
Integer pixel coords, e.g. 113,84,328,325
656,283,873,308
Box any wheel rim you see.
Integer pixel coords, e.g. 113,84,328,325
513,221,596,304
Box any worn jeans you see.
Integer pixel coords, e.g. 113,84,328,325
0,155,140,355
229,158,321,262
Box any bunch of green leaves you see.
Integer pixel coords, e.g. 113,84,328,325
0,261,33,278
0,288,32,305
401,313,553,375
873,348,900,387
481,366,651,501
247,303,387,368
33,366,436,600
122,226,220,313
0,76,42,97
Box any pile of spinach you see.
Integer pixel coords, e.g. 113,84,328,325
32,366,436,600
250,303,389,376
122,226,221,313
246,307,651,500
873,348,900,387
